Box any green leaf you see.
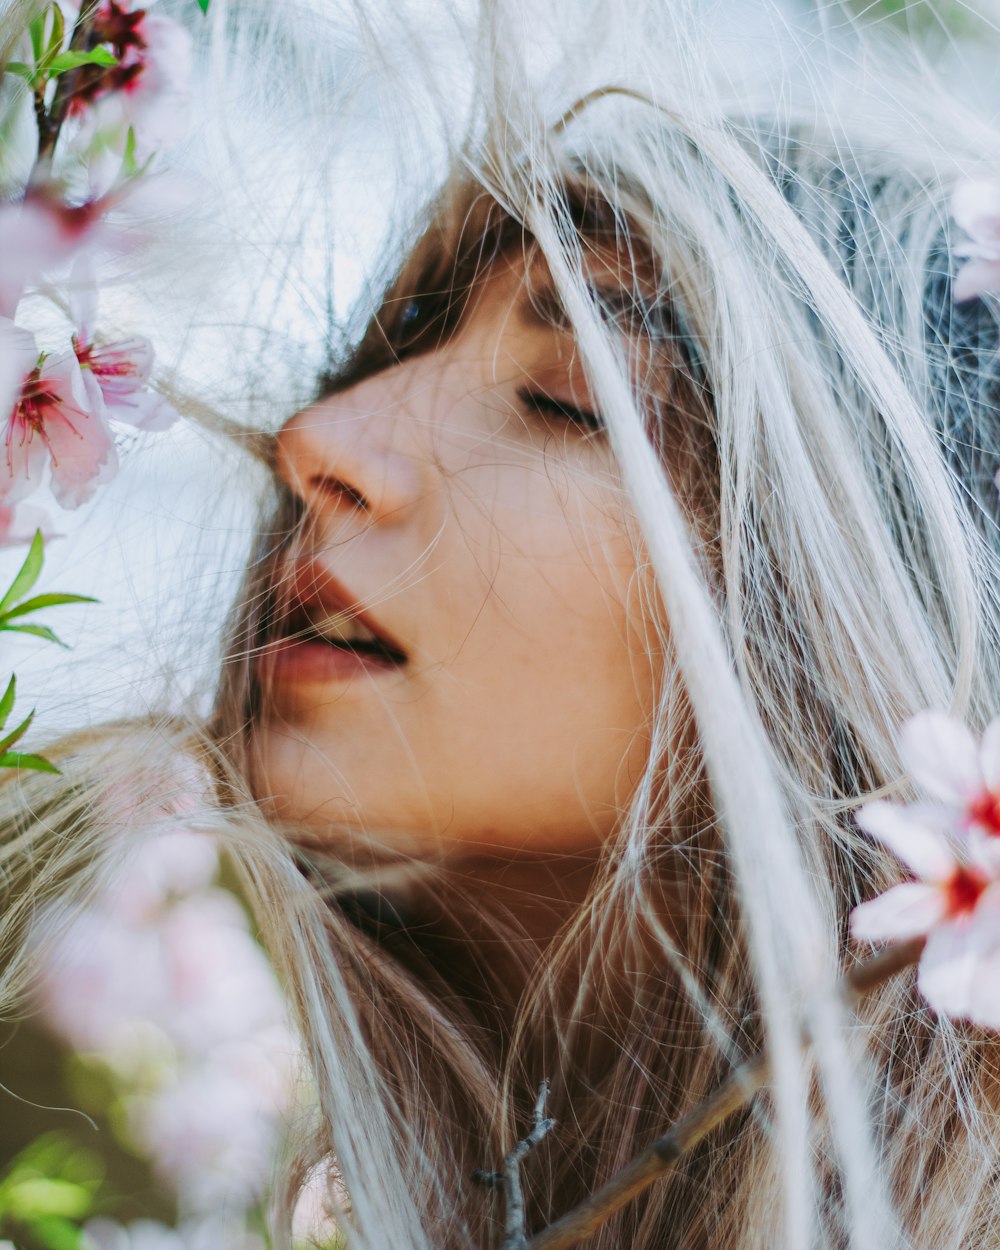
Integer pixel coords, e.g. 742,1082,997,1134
0,624,66,647
197,0,212,11
28,13,45,62
48,47,117,74
33,1220,84,1250
122,125,138,176
35,1221,85,1250
5,61,36,82
0,593,97,624
5,1176,91,1222
0,675,16,735
0,751,59,774
0,710,34,754
0,532,44,617
47,3,65,56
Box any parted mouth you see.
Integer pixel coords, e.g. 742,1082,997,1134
273,561,408,666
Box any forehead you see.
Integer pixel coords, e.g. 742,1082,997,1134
455,248,638,349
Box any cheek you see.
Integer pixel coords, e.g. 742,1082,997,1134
434,452,659,838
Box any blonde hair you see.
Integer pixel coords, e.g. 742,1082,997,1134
3,2,1000,1248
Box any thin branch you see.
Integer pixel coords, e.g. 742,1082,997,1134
475,1080,557,1250
34,0,100,172
518,938,925,1250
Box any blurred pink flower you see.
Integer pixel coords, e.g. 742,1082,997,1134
0,500,59,546
0,326,116,508
131,1058,292,1210
952,177,1000,302
851,799,1000,1025
0,318,38,412
70,263,179,430
0,191,114,318
69,3,193,163
852,712,1000,1027
898,711,1000,853
83,1218,265,1250
101,828,220,924
31,818,300,1218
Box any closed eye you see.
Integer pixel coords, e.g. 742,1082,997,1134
516,387,604,434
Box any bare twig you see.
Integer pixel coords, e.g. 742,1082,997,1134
517,938,925,1250
476,1079,557,1250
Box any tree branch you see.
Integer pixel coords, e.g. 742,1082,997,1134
475,1079,557,1250
34,0,100,171
517,938,924,1250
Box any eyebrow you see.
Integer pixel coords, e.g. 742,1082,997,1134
521,282,652,334
522,280,709,388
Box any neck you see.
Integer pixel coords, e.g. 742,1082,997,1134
339,848,602,1043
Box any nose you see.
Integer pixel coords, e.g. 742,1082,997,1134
275,373,424,523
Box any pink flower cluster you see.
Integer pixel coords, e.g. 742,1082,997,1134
0,0,192,541
30,781,300,1221
64,1,193,165
851,711,1000,1027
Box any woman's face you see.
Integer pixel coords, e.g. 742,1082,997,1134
252,254,660,859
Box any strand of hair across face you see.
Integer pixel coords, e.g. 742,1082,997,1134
496,938,925,1250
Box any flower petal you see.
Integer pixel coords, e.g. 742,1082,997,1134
918,894,1000,1026
0,319,39,415
109,390,179,431
37,352,117,509
918,920,981,1019
851,882,948,942
952,177,1000,246
980,716,1000,793
0,501,58,547
69,255,99,345
855,799,957,880
900,711,982,804
953,258,1000,303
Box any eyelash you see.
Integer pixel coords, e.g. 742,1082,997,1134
516,388,604,434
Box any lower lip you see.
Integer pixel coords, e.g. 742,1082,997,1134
257,637,405,685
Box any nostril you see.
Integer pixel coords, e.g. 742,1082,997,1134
310,474,370,511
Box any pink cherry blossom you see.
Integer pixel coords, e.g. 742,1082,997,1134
851,712,1000,1027
30,813,300,1219
897,711,1000,851
130,1058,292,1210
952,177,1000,302
0,318,39,413
70,265,179,430
0,191,115,318
83,1218,265,1250
851,801,1000,1025
69,4,193,164
1,329,116,508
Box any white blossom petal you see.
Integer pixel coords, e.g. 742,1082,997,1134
0,318,39,414
954,257,1000,302
854,800,956,880
980,716,1000,792
952,177,1000,247
900,711,983,804
918,898,1000,1025
851,882,948,942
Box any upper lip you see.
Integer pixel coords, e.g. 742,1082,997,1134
274,559,408,663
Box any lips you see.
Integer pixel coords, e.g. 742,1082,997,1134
258,560,408,683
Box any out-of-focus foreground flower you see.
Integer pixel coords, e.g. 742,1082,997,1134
852,711,1000,1027
66,1,194,165
29,778,301,1227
